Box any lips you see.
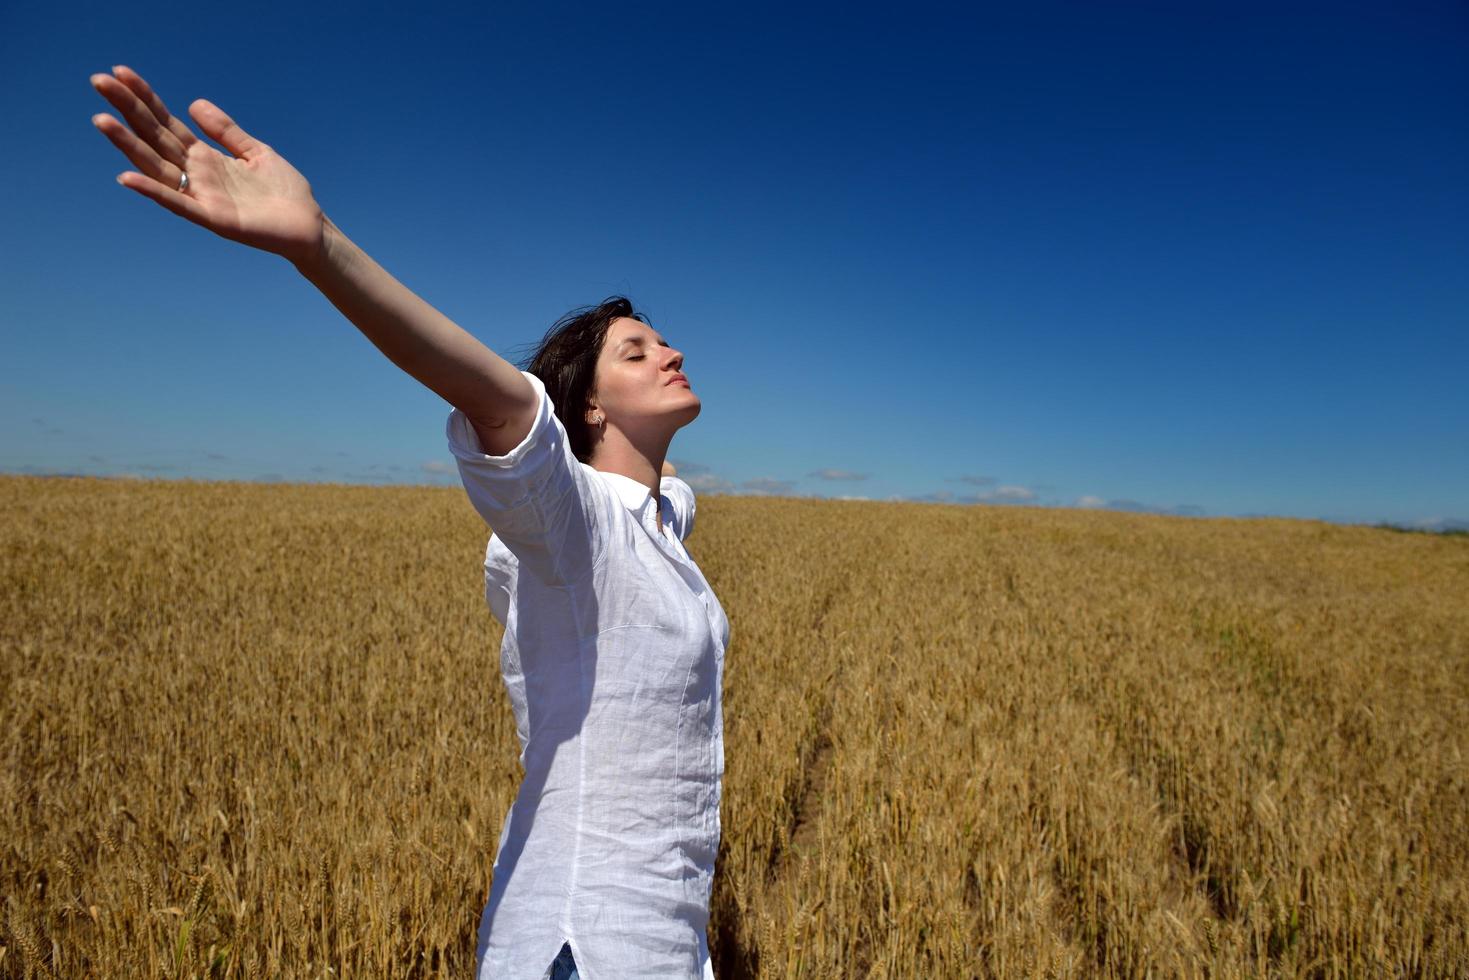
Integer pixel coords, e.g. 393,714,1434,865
667,373,690,387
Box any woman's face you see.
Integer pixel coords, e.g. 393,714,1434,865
590,316,701,436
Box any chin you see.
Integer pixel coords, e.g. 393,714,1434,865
676,400,702,426
667,392,702,427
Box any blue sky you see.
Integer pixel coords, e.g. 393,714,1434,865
2,1,1465,528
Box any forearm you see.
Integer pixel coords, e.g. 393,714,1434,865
294,217,533,428
90,65,533,444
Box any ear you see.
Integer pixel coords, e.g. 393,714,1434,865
584,398,603,426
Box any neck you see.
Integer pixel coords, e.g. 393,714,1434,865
588,427,670,499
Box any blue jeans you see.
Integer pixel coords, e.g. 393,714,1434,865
548,942,578,980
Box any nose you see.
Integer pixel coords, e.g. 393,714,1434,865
663,347,684,372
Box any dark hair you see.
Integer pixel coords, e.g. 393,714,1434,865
524,296,650,462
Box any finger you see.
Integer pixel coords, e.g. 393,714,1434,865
90,72,189,169
111,65,197,149
93,113,183,189
188,99,261,159
115,170,212,227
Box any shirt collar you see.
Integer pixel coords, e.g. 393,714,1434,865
595,469,661,516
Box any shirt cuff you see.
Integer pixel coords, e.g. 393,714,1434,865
444,371,558,475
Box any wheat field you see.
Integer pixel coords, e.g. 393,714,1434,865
2,474,1465,978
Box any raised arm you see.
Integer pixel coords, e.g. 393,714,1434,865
90,66,534,454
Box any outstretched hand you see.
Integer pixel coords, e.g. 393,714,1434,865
91,66,325,266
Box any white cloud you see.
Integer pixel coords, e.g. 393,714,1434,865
1076,495,1105,508
667,462,788,496
742,477,797,496
421,460,453,476
808,468,868,481
983,485,1036,504
683,472,734,494
909,490,957,503
915,481,1040,506
909,485,1036,505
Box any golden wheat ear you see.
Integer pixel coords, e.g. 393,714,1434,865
2,475,1462,975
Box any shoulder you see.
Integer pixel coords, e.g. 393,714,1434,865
660,476,698,541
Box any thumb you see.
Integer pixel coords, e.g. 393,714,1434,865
189,99,261,158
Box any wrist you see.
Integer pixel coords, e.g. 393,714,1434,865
291,214,342,281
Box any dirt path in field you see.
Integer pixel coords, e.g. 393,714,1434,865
789,721,835,855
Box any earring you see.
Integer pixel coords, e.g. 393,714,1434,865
590,414,604,425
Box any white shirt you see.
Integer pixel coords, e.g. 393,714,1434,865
446,372,729,980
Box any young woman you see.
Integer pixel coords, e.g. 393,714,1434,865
91,66,729,980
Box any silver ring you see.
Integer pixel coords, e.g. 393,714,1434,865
177,171,190,193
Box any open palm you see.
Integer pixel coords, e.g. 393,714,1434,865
92,66,324,265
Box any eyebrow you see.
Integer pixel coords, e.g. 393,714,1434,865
616,335,669,349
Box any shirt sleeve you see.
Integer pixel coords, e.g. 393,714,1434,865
445,372,607,587
659,475,697,542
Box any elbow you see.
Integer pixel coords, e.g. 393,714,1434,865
461,372,537,431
